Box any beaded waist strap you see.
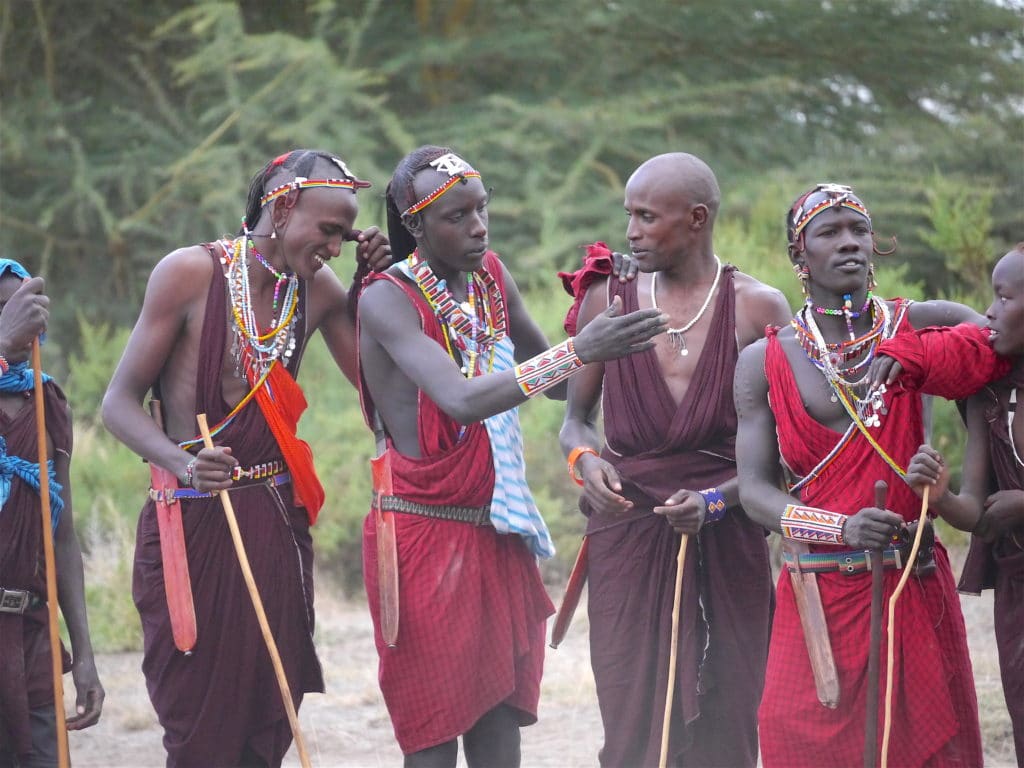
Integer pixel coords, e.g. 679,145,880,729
783,547,905,575
149,465,291,503
374,492,492,526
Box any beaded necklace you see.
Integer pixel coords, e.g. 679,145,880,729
813,291,872,341
245,229,290,312
799,296,892,415
219,236,299,380
406,250,506,377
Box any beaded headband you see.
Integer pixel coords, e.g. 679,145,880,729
403,153,482,217
789,183,872,243
260,175,372,208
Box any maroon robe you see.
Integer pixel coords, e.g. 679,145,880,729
583,267,773,768
359,253,554,755
0,382,71,757
957,373,1024,766
131,247,323,768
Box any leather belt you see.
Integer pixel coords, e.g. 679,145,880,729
0,588,44,614
150,469,291,503
374,493,491,526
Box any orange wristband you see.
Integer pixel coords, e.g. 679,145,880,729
567,446,599,486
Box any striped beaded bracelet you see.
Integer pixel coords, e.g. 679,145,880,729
514,338,584,397
780,503,848,545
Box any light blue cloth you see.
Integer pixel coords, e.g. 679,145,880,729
483,336,555,559
0,436,63,533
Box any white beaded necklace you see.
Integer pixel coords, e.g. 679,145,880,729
650,255,722,356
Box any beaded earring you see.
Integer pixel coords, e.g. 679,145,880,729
793,263,810,296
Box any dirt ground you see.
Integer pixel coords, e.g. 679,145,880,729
63,578,1017,768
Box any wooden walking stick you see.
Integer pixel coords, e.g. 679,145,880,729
864,480,888,768
658,533,689,768
880,485,930,768
32,338,70,768
196,414,311,768
550,536,588,649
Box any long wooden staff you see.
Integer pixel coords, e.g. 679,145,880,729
196,414,311,768
658,533,689,768
864,481,887,768
880,486,930,768
32,338,70,768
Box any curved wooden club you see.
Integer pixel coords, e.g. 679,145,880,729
32,338,70,768
658,533,689,768
196,414,311,768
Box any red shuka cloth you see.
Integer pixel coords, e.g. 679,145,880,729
759,304,985,768
558,241,614,335
0,381,71,757
359,253,554,755
583,269,773,768
132,247,323,768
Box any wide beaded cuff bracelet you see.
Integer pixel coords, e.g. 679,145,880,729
780,503,847,545
514,338,584,398
699,487,727,522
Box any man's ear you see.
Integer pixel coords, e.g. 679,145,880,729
270,196,293,233
402,212,424,237
689,203,709,231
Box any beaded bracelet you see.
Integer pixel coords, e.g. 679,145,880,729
514,338,584,397
567,446,599,486
780,503,848,545
699,487,727,522
182,457,198,489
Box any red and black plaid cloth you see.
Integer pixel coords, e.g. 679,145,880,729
759,308,984,767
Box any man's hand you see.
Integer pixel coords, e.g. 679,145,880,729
573,295,666,363
351,226,392,273
65,656,104,730
0,277,48,362
979,489,1024,542
190,445,239,493
654,489,705,535
577,452,634,517
842,506,904,549
905,444,951,500
610,251,639,283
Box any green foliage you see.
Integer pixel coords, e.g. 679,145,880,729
8,0,1021,648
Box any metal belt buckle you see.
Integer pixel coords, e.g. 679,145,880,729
843,554,857,574
0,588,31,614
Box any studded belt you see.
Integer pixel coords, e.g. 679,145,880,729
374,493,492,526
783,547,907,575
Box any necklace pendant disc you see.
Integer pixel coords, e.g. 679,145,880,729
680,348,689,356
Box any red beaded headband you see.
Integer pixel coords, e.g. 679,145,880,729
260,176,372,208
403,153,481,217
790,183,872,240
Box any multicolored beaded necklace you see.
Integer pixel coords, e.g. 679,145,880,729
813,291,872,341
406,250,507,377
219,235,299,381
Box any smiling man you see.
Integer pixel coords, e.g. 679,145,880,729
357,146,667,768
102,149,390,767
557,152,791,767
734,183,987,766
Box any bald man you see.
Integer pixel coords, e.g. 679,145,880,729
559,153,791,767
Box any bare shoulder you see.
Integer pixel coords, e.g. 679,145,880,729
904,297,984,328
576,276,612,329
359,276,419,334
306,263,349,326
141,245,216,315
735,336,771,403
732,270,793,347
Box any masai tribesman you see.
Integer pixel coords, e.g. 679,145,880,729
557,152,791,767
0,261,104,767
102,149,390,767
357,145,667,768
888,243,1024,766
735,183,990,767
